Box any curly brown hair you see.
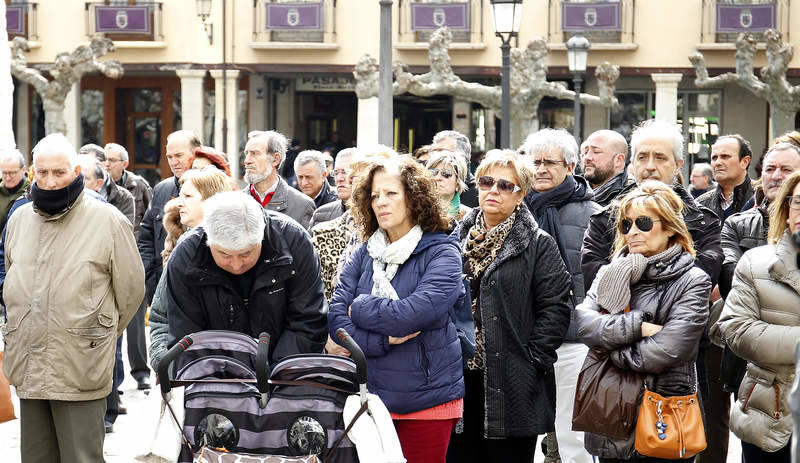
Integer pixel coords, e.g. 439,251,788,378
351,157,451,241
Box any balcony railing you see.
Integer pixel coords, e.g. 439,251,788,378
398,0,483,44
699,0,789,45
6,1,39,42
84,2,164,42
547,0,635,46
251,0,336,45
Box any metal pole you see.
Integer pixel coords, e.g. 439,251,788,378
378,0,393,146
500,39,511,149
572,73,583,142
222,0,228,154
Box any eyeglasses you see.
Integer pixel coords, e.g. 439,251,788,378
620,216,662,234
478,176,521,194
429,167,455,179
1,169,22,177
531,159,566,169
105,158,123,164
788,195,800,210
333,168,350,177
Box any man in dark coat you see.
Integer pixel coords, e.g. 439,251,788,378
581,129,634,208
294,149,338,209
166,191,327,361
0,149,29,234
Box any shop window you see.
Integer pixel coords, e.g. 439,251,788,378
610,91,649,141
29,90,45,150
173,89,182,131
81,89,104,146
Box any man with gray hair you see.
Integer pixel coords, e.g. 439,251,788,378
3,133,144,460
521,128,600,463
432,129,479,207
0,149,29,233
165,191,327,361
104,142,152,238
244,130,315,229
690,162,714,198
311,147,357,227
295,149,337,208
77,155,134,225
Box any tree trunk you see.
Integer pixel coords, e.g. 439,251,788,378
769,104,796,142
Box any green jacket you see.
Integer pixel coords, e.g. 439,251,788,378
0,177,29,233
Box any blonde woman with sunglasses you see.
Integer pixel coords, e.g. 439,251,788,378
448,151,573,462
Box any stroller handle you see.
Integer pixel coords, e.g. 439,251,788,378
256,332,271,394
158,335,194,395
335,328,367,385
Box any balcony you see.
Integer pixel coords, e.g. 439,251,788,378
6,1,39,43
250,0,338,50
547,0,637,51
698,0,789,50
84,1,165,48
396,0,485,50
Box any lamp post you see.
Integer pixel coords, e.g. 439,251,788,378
490,0,522,149
378,0,393,146
566,34,590,142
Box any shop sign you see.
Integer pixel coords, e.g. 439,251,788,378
410,3,469,30
95,6,151,34
715,4,775,33
266,2,323,30
296,76,356,92
6,6,25,35
562,2,620,31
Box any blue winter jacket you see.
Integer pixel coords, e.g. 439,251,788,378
328,231,466,415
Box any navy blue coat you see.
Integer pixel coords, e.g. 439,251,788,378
328,231,465,415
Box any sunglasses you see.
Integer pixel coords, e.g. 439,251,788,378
620,216,661,234
478,176,521,194
788,195,800,210
429,167,455,179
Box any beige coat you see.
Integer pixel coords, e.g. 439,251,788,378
717,230,800,452
2,192,145,401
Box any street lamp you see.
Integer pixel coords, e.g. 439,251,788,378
378,0,393,146
490,0,522,149
195,0,213,45
566,34,591,142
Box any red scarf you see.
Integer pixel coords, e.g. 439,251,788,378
250,184,275,208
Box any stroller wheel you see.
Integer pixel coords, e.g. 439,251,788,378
195,413,239,451
288,415,328,457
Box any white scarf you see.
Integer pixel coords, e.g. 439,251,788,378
366,225,424,300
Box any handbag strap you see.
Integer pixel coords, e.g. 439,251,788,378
162,391,194,453
322,399,369,463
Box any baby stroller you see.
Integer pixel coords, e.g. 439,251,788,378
158,328,370,463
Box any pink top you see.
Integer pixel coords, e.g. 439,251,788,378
390,398,464,420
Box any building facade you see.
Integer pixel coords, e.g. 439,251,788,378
9,0,797,183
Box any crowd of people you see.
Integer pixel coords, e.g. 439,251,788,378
0,118,799,463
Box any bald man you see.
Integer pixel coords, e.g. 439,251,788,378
581,130,634,207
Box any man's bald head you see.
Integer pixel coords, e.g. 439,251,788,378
582,130,628,188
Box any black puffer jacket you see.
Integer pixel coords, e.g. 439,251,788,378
454,206,572,438
581,183,722,292
696,176,754,221
592,170,636,208
166,210,327,362
576,251,712,460
719,204,768,299
138,176,180,301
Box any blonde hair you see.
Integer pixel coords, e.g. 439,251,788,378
179,166,235,200
612,181,695,257
768,171,800,244
426,150,468,193
474,150,534,193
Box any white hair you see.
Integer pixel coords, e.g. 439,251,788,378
630,119,684,162
520,128,580,167
433,130,471,159
104,142,129,162
0,149,26,168
33,133,78,170
294,150,327,175
335,148,358,167
248,130,288,169
203,192,266,250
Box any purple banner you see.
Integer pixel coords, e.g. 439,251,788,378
410,3,469,30
562,2,621,31
715,4,775,33
265,3,323,30
95,6,151,34
6,6,25,36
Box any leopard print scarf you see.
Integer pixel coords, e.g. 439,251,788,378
462,208,517,370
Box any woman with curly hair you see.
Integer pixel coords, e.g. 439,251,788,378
328,156,466,462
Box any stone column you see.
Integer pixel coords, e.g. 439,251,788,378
210,69,241,179
63,81,81,149
357,97,380,147
176,69,207,142
651,73,683,125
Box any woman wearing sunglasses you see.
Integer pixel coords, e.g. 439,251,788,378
716,171,800,463
448,151,573,462
575,181,711,462
328,156,466,462
426,150,472,221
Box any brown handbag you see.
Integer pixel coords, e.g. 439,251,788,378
571,348,646,440
634,385,706,459
0,352,17,423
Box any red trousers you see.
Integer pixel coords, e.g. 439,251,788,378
393,418,459,463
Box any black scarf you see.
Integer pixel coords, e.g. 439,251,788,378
31,173,85,215
524,175,594,264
